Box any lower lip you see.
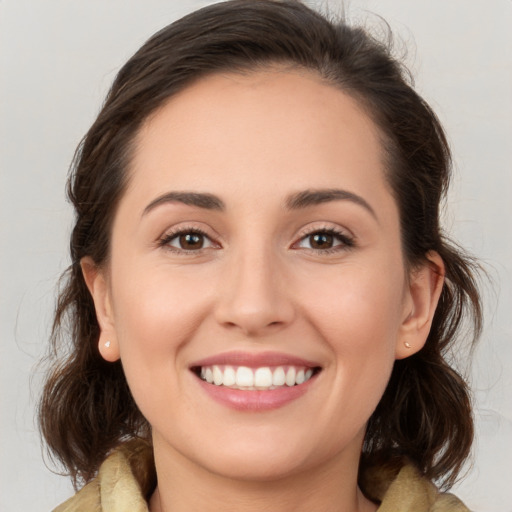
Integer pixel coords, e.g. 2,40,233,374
195,374,317,411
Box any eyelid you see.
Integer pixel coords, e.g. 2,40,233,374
157,223,222,253
291,223,355,252
156,222,354,255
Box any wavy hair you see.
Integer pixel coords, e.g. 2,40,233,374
39,0,482,493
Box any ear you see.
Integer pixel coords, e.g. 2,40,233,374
81,256,120,362
396,251,445,360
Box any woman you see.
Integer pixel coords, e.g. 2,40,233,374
39,1,482,510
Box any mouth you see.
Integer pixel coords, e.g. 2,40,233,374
189,351,322,410
191,364,321,390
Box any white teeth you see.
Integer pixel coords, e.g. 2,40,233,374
236,366,254,387
254,367,272,388
272,366,286,386
213,365,223,386
197,364,316,390
223,366,236,386
285,367,296,386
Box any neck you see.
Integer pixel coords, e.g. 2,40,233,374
149,437,377,512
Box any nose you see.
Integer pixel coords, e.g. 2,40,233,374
214,248,295,337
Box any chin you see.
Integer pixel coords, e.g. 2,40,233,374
181,426,339,483
200,449,314,482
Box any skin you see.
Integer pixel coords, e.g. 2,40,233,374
83,68,444,512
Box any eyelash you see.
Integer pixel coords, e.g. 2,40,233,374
158,226,355,255
158,226,215,254
293,226,355,255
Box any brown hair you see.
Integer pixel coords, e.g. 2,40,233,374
39,0,482,493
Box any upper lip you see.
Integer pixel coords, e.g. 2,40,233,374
190,351,321,369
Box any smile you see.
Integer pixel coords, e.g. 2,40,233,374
198,365,316,390
190,352,322,410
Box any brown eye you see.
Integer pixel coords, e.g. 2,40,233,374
164,230,214,251
309,232,334,249
295,229,353,252
179,233,204,250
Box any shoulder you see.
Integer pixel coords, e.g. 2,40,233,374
53,440,154,512
363,463,470,512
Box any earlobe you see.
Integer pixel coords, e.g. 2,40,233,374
396,251,445,360
97,337,120,362
80,257,120,362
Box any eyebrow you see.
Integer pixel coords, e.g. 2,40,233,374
285,188,377,220
142,187,376,220
143,191,225,215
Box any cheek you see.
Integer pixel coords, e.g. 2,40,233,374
112,261,210,336
300,261,405,403
304,261,406,348
108,264,213,389
107,265,218,429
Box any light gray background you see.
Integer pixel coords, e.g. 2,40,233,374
1,1,511,510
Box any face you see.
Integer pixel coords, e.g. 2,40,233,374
84,69,441,483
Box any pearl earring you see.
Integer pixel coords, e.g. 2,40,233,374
404,342,411,349
105,341,111,348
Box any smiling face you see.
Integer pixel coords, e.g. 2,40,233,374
83,69,442,487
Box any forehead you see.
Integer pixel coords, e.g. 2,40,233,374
126,68,392,213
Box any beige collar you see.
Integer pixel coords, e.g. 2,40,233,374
54,440,469,512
